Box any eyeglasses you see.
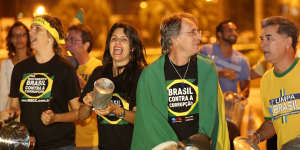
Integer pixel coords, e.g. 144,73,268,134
182,29,202,37
12,33,26,38
66,37,82,44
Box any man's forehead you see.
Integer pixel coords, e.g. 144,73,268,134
181,18,197,29
69,29,81,34
261,25,279,35
68,29,82,37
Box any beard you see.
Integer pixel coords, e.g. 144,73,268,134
222,35,237,45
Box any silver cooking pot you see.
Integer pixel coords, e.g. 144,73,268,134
92,78,115,110
0,122,30,150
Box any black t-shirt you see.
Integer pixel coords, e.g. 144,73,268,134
164,54,199,141
9,55,81,150
80,64,142,150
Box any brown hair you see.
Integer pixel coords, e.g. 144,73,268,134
68,24,93,52
6,21,33,59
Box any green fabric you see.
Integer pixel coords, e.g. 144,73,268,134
75,9,85,24
131,54,225,150
274,57,299,77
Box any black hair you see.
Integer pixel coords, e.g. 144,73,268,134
102,23,147,103
215,19,235,38
102,23,147,68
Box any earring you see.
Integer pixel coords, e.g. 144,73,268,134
48,39,51,43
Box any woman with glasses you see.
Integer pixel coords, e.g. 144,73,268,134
78,23,147,150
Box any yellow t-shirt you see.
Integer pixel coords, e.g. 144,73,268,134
77,57,102,82
76,57,101,147
261,58,300,149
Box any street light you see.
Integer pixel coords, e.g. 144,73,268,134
205,0,218,2
34,5,46,16
140,1,148,9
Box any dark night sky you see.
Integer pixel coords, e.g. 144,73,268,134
0,0,58,18
0,0,140,18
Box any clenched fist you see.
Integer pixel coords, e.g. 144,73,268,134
41,109,55,126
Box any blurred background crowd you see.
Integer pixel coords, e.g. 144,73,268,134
0,0,300,66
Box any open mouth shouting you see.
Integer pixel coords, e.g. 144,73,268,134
113,45,123,56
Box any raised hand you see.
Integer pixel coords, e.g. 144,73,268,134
219,68,237,80
93,102,116,116
0,109,16,122
83,92,94,107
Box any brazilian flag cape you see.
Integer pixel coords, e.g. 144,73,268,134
131,54,230,150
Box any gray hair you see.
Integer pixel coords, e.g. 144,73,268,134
160,13,198,52
262,16,299,50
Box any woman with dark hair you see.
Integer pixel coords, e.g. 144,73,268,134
78,23,147,150
0,21,33,111
2,15,81,150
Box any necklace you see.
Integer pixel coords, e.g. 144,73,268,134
168,56,190,79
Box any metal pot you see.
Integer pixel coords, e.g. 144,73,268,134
0,122,30,150
93,78,115,110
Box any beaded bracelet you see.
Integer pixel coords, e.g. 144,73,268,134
254,132,261,143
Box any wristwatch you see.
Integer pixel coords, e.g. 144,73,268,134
254,132,261,143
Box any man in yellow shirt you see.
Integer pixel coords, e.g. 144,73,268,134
248,16,300,149
66,24,101,150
